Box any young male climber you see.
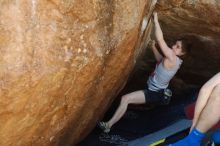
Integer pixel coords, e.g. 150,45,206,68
169,72,220,146
98,12,191,133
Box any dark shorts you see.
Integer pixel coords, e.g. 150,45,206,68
143,88,171,105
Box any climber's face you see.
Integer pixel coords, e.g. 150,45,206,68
172,40,184,56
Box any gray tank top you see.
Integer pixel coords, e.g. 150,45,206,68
147,57,183,91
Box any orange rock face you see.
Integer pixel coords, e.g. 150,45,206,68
0,0,155,145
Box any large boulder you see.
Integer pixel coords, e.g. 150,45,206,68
0,0,155,145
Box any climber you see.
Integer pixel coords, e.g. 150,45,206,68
98,12,192,133
169,72,220,146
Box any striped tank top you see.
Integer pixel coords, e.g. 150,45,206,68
147,57,183,91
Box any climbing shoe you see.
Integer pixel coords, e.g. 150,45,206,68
98,121,110,133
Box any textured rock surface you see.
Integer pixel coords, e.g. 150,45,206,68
0,0,155,146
